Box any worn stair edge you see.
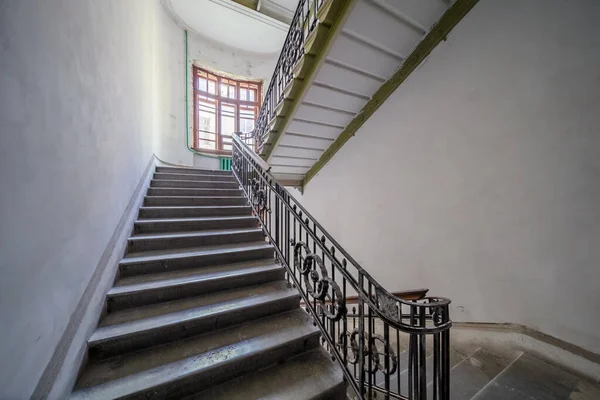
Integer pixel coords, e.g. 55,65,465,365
90,285,300,359
138,205,252,219
133,215,258,234
190,348,346,400
75,310,315,390
119,242,274,277
143,195,247,207
107,261,284,311
153,172,236,182
72,315,320,400
155,166,232,175
150,179,240,189
147,187,242,196
127,227,265,253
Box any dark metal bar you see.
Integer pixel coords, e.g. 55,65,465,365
231,134,452,400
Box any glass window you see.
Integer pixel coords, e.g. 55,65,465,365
193,67,262,153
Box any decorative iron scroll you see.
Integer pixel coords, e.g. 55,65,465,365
291,239,346,321
339,329,398,376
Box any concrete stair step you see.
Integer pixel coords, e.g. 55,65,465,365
191,348,346,400
138,205,252,219
155,166,232,176
154,172,236,182
107,260,284,311
133,215,258,234
89,281,299,359
144,195,246,207
72,310,319,400
147,186,242,197
127,227,265,253
150,178,239,189
119,242,274,277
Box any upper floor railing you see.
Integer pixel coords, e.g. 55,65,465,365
232,133,452,400
253,0,324,151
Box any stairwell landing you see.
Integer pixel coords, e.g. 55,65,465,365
70,165,346,400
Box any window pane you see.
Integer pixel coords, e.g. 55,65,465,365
228,85,236,99
197,97,217,150
220,103,236,140
239,106,256,134
249,89,255,101
240,89,247,101
220,83,228,97
208,80,216,95
198,78,207,91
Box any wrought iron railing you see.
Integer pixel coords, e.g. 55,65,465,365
253,0,324,151
232,133,452,400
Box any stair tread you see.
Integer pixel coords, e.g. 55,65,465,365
191,348,345,400
150,178,238,185
139,205,250,211
156,166,231,173
134,215,256,224
121,241,272,264
154,172,235,180
129,227,263,241
95,280,295,331
145,195,244,199
73,310,317,397
148,187,240,192
111,259,281,291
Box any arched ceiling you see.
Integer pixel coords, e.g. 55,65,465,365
164,0,292,54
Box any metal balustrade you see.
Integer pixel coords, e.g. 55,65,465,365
232,133,452,400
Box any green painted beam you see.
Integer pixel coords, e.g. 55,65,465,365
303,0,480,186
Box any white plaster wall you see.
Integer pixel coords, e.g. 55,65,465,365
295,0,600,354
152,3,191,166
0,1,184,397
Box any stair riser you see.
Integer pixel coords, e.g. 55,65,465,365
150,179,239,189
316,384,348,400
134,217,258,234
139,206,252,219
111,331,320,400
120,247,275,277
155,167,232,176
147,187,243,197
90,295,300,360
107,268,285,312
144,197,247,207
127,230,265,253
154,173,236,182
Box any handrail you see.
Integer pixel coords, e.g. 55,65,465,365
250,0,324,150
232,132,452,400
232,133,271,172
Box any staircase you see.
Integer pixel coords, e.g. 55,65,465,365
70,165,346,400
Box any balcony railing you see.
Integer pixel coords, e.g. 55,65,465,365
232,133,452,400
253,0,324,151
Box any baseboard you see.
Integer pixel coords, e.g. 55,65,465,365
451,322,600,382
32,155,157,400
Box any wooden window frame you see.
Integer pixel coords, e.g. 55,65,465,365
193,66,262,155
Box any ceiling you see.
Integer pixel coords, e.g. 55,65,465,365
165,0,295,54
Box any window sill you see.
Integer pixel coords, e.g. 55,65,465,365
191,148,233,157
